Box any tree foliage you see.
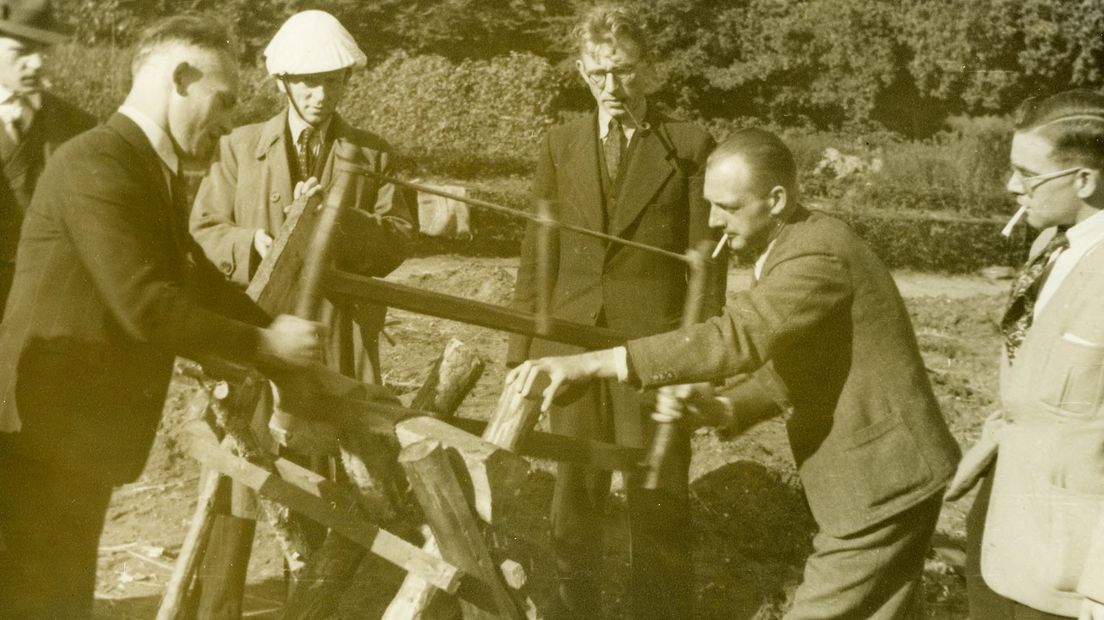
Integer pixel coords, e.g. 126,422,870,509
49,0,1104,135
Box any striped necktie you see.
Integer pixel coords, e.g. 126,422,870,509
297,126,315,182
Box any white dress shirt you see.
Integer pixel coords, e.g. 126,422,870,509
287,107,330,166
1036,209,1104,317
0,87,41,141
598,104,643,147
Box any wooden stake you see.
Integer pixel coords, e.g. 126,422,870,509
400,440,524,619
156,469,225,620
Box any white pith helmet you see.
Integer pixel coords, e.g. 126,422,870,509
264,10,367,76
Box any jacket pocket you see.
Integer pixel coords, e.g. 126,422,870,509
1046,483,1102,591
1039,335,1104,418
841,417,932,510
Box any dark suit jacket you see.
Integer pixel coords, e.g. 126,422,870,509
0,93,96,264
189,111,414,383
0,113,270,483
509,107,724,446
628,207,961,536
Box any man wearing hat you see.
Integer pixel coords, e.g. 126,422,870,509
188,10,414,616
0,0,94,315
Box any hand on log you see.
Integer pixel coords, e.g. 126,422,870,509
505,348,620,412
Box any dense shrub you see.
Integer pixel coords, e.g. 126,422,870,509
343,52,560,178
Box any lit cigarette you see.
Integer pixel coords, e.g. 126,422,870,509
711,234,729,259
1001,205,1027,238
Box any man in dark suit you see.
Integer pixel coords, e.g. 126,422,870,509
0,15,324,619
0,0,95,314
510,129,962,619
507,4,724,618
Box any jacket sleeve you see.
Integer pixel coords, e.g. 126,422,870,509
64,151,265,364
627,250,851,388
507,131,559,366
333,148,416,277
189,135,257,286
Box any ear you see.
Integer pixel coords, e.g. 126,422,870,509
172,62,201,96
576,58,588,83
1076,168,1100,200
768,186,788,216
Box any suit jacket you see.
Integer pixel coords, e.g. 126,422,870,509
0,113,270,483
627,207,961,536
190,111,414,383
508,108,724,446
982,227,1104,615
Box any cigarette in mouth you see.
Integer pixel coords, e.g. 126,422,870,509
711,234,729,259
1001,205,1027,238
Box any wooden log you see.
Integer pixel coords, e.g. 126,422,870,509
325,271,628,350
481,378,545,453
156,469,225,620
186,421,462,595
395,416,527,524
400,440,523,619
382,340,485,620
409,339,485,417
280,532,366,620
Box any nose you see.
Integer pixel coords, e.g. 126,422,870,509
708,205,727,229
1006,171,1025,195
22,52,42,72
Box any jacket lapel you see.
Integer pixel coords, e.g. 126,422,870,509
254,110,295,227
609,120,677,237
559,113,603,232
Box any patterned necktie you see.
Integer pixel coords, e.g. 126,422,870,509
1000,229,1070,361
297,125,315,181
603,118,624,182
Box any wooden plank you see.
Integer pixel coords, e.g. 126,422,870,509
325,271,628,350
409,339,485,416
400,440,524,619
186,422,462,594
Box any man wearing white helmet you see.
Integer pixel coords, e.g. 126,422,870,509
188,11,414,618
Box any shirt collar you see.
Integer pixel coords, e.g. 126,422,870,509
0,86,41,111
598,102,646,142
287,107,331,145
118,105,180,175
1066,208,1104,251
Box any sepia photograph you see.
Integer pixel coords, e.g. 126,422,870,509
0,1,1101,618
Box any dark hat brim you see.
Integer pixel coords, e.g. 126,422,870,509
0,18,69,45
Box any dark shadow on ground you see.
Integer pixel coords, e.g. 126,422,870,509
691,460,817,619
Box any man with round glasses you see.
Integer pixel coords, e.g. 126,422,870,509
507,3,725,617
947,89,1104,619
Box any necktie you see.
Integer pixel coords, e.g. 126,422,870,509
297,126,315,182
1000,229,1070,361
603,118,625,182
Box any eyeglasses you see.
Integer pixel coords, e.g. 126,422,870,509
584,67,638,88
1010,166,1081,197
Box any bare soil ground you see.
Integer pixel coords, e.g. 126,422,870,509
91,257,1009,619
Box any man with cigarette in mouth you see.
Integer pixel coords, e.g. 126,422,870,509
509,128,961,619
506,4,724,617
946,89,1104,620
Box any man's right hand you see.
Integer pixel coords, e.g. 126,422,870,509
253,229,274,258
256,314,327,369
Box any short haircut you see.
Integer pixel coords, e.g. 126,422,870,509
1015,89,1104,170
131,14,234,75
573,3,650,60
708,128,797,196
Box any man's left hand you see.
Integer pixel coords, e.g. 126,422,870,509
1080,598,1104,620
506,349,620,412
